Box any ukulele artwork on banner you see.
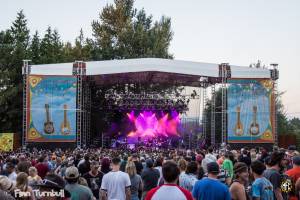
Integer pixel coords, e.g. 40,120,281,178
61,104,71,135
249,105,260,135
234,106,244,136
44,104,55,134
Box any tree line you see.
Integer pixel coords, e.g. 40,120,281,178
0,0,173,133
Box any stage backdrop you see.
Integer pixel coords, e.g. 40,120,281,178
27,75,77,142
227,79,274,143
0,133,14,151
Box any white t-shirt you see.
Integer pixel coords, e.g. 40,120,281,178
8,172,17,183
101,171,131,200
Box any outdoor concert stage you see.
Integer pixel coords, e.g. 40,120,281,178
22,58,279,149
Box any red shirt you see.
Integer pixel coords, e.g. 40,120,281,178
145,184,193,200
286,166,300,200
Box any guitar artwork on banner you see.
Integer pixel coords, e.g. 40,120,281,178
234,106,244,136
249,105,260,135
44,104,55,134
61,104,71,135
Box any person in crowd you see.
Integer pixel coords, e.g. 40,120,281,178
286,145,297,170
178,159,187,184
126,161,143,200
14,172,35,200
35,173,71,200
78,177,89,187
285,155,300,200
83,160,104,200
35,156,50,179
238,149,251,167
6,162,17,183
154,157,163,182
193,162,231,200
78,154,91,176
197,166,205,180
64,166,94,200
0,175,16,200
27,167,42,188
100,157,131,200
121,156,128,172
250,160,274,200
145,161,193,200
100,158,111,174
217,152,225,166
132,154,144,175
230,162,249,200
17,155,31,174
179,161,198,192
201,147,217,173
295,178,300,199
222,151,234,181
258,148,269,163
141,159,160,199
263,151,285,200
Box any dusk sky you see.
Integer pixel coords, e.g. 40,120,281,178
1,0,299,118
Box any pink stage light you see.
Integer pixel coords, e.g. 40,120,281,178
127,111,180,141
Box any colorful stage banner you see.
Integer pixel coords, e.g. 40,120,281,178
0,133,14,151
27,75,77,142
227,79,274,143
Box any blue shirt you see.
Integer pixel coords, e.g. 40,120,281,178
192,177,231,200
251,177,274,200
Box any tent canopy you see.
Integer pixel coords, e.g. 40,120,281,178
30,58,271,86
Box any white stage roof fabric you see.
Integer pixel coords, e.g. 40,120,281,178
30,58,271,79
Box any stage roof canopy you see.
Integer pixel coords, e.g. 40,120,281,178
30,58,271,85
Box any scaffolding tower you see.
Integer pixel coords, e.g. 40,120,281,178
73,61,86,148
22,60,31,147
210,85,216,145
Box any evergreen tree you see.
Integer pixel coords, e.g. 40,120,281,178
91,0,173,59
70,29,94,61
40,26,54,63
0,10,30,133
52,29,64,62
29,31,41,64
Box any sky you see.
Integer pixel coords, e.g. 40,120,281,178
1,0,300,118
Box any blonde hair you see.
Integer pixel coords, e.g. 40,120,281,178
178,159,187,172
28,167,37,174
16,172,29,192
78,177,88,187
126,161,137,177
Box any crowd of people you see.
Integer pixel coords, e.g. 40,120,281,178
0,145,300,200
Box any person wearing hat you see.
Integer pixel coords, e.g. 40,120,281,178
83,161,104,200
0,175,15,200
192,162,231,200
34,173,71,200
64,166,94,200
229,162,249,200
286,155,300,200
141,159,160,199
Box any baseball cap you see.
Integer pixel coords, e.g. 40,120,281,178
293,156,300,166
35,173,71,198
65,166,79,179
207,162,219,174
